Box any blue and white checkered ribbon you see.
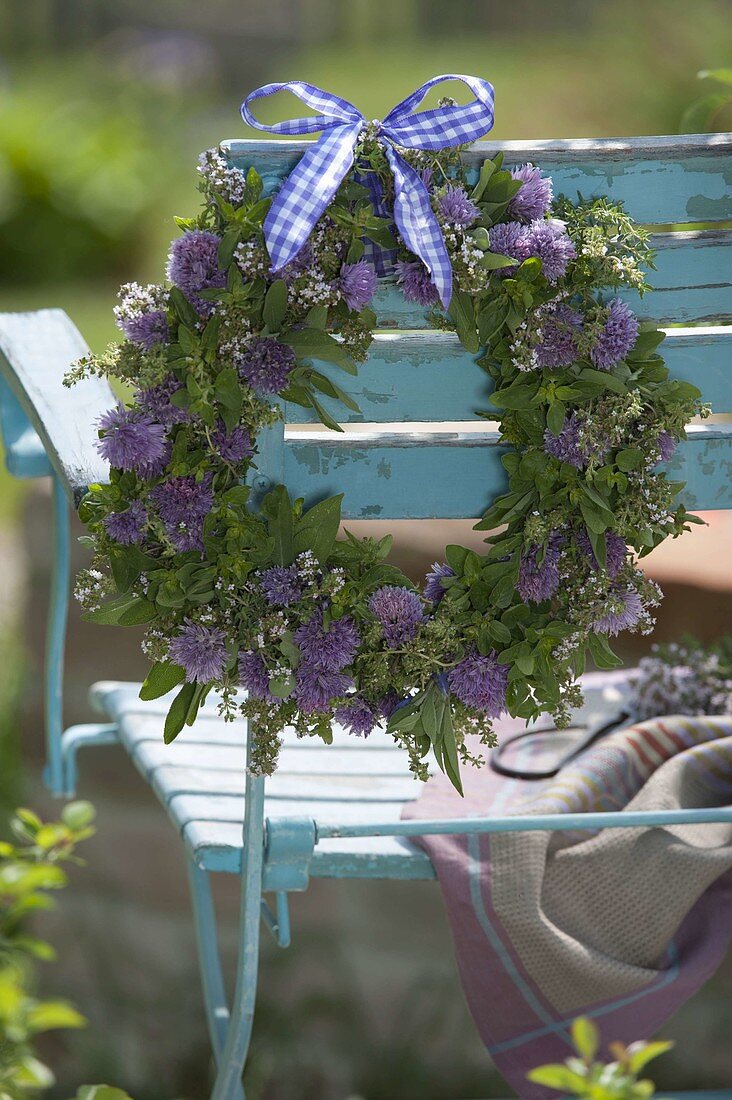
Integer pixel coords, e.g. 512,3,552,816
240,75,495,308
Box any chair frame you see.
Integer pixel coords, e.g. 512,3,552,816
1,129,732,1099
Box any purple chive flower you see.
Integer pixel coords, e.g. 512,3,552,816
103,500,147,545
487,221,530,273
166,230,226,301
394,260,439,307
448,648,509,717
238,650,277,701
294,667,353,714
576,529,627,579
169,620,228,684
212,422,254,465
294,611,360,671
150,474,213,552
534,304,583,368
339,260,378,311
368,586,424,647
136,375,189,427
424,561,455,603
516,535,563,604
524,219,576,283
544,412,604,470
592,587,645,636
96,404,167,475
657,430,677,463
590,299,639,369
259,565,303,608
121,309,169,349
237,338,296,395
335,695,378,738
418,166,434,189
437,185,480,227
507,164,553,222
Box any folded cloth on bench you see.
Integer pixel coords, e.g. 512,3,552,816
402,709,732,1099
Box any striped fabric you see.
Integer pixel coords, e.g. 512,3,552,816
403,693,732,1098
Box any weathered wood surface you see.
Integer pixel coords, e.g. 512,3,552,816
91,674,628,877
223,132,732,224
285,327,732,424
0,310,112,502
281,423,732,519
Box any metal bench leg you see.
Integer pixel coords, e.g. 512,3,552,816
42,473,70,797
211,767,265,1100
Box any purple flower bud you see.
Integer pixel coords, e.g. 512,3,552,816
103,500,147,545
424,561,455,603
294,667,353,714
237,338,296,395
591,586,644,636
448,648,509,717
169,620,228,683
294,611,360,671
339,260,378,311
96,404,167,475
516,535,563,604
437,185,479,228
589,299,639,369
394,261,439,307
507,164,553,222
238,650,277,701
259,565,303,608
368,586,424,647
523,218,576,283
335,695,378,738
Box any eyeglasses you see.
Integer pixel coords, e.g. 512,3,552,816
489,711,629,780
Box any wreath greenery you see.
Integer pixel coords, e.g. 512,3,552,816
67,123,706,793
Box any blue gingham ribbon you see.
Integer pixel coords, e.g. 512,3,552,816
240,75,495,308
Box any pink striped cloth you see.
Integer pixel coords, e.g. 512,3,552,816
402,675,732,1098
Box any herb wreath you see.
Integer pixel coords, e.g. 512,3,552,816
68,118,706,793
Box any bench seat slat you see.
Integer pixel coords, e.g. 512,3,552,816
223,133,732,225
282,424,732,519
91,674,629,877
286,327,732,424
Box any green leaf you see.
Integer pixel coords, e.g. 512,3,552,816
263,279,288,332
83,594,156,627
478,251,518,271
477,298,510,344
626,1039,674,1073
293,494,343,563
72,1087,136,1100
61,801,96,830
169,285,200,327
588,630,624,670
526,1065,587,1089
448,289,479,353
268,673,295,699
281,328,357,374
547,401,565,436
218,225,241,269
164,682,196,744
616,447,643,472
214,367,243,412
577,366,627,395
261,485,295,566
27,1000,87,1032
139,661,187,701
571,1016,599,1061
308,392,345,433
470,157,497,201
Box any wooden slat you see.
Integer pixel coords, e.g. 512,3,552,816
223,132,732,225
283,423,732,519
369,231,732,329
285,327,732,424
0,310,112,503
132,740,416,778
91,673,629,877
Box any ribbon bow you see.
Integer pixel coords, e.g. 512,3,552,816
240,75,495,308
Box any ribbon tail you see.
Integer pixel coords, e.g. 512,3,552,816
263,120,363,272
384,145,452,309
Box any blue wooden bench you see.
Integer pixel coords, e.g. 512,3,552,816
1,131,731,1099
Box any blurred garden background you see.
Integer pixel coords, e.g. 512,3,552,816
1,1,732,1096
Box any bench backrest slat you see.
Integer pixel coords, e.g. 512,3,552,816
223,134,732,225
